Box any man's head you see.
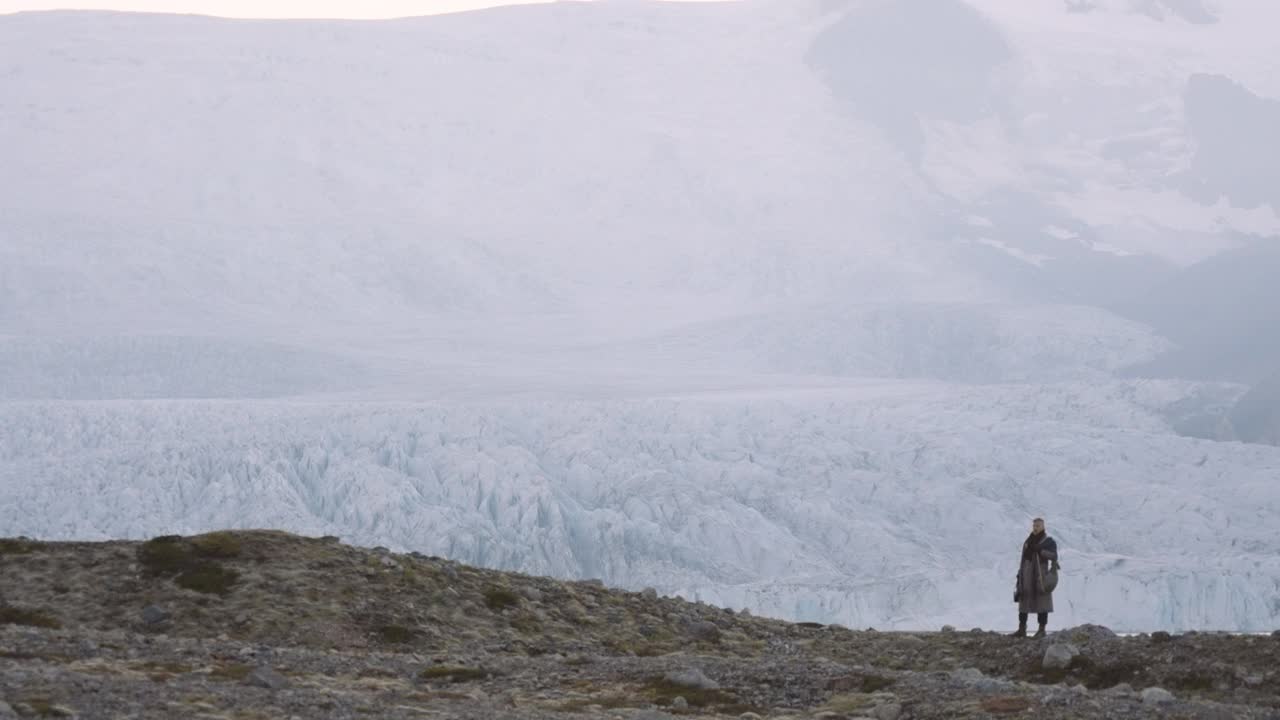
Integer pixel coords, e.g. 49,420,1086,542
1032,517,1045,534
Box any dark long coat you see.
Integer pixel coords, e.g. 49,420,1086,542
1016,534,1058,614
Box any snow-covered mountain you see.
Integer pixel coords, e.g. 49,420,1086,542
1,0,1277,630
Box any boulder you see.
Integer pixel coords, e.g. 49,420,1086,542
663,668,720,690
1043,643,1080,670
1059,624,1118,644
1141,687,1175,705
140,605,170,626
683,620,722,643
245,666,289,690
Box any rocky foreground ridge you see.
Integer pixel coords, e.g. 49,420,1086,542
1,531,1277,719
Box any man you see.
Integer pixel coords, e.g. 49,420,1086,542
1013,517,1058,638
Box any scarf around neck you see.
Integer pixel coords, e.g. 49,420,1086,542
1022,530,1045,561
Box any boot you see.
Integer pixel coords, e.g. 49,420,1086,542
1033,624,1046,639
1011,622,1027,638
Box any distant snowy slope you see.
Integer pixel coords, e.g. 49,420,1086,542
2,383,1276,631
4,0,1276,341
0,3,940,336
0,335,370,400
618,303,1167,382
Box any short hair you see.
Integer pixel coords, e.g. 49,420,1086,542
1033,517,1045,523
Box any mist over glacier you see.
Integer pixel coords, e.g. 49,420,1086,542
1,0,1277,631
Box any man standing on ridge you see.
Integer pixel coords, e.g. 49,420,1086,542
1013,517,1059,638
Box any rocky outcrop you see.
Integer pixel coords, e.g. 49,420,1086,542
2,531,1278,719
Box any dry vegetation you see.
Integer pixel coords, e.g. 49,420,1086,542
1,530,1277,719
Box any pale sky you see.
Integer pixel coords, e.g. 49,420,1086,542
0,0,627,19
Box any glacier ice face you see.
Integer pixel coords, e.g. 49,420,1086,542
3,380,1276,632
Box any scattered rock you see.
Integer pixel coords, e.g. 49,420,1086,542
1043,643,1080,670
950,667,1013,692
1042,686,1082,707
245,666,288,690
682,620,722,643
140,605,170,626
870,702,902,720
1141,687,1175,705
5,532,1279,720
379,556,399,569
1061,624,1118,644
663,668,719,690
1151,631,1173,643
671,696,688,710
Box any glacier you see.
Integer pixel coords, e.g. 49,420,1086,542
2,380,1277,632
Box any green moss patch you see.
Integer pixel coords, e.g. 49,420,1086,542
861,674,897,692
209,663,253,681
644,677,737,709
420,666,491,683
189,532,244,559
0,606,62,629
982,696,1033,714
175,564,240,595
378,624,415,644
0,538,39,555
482,586,520,611
137,534,241,596
137,536,192,575
1024,654,1145,690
